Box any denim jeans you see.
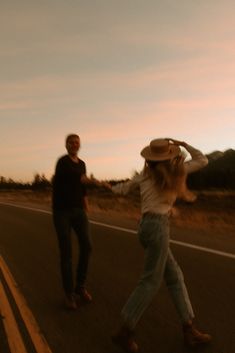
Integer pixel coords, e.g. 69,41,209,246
121,213,194,330
53,208,92,296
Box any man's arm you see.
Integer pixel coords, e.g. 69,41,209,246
80,174,110,189
82,196,89,212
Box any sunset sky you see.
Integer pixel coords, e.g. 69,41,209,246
1,1,235,182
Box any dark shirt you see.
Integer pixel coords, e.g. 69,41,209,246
52,155,87,210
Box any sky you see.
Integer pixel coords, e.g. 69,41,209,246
1,0,235,182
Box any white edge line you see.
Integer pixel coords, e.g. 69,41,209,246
1,202,235,260
0,202,51,215
170,239,235,259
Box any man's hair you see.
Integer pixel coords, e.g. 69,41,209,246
65,134,80,144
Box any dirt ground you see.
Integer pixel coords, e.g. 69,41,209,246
0,189,234,235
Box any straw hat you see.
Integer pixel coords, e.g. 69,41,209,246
140,138,181,161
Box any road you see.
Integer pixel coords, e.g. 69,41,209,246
0,202,234,353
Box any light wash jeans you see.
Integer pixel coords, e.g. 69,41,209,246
121,213,194,330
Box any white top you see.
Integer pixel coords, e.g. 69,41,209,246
112,144,208,215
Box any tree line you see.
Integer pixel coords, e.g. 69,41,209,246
187,149,235,190
0,174,51,190
1,149,235,191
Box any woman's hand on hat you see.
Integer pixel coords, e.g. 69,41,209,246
165,138,187,148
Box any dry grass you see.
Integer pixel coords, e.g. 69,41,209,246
0,189,235,233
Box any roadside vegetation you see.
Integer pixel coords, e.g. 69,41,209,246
0,148,235,232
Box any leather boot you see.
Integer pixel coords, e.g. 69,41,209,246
183,323,212,347
112,325,139,353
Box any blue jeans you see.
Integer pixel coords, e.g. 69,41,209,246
53,208,92,296
121,213,194,330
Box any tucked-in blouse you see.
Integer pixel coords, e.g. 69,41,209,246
112,144,208,215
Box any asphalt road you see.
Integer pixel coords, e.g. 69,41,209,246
0,203,234,353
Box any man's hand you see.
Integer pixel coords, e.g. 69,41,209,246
81,174,112,190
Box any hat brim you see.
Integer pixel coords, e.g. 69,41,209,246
140,144,181,161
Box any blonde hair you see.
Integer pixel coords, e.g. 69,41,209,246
144,156,196,202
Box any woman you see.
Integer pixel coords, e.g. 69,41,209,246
111,138,211,353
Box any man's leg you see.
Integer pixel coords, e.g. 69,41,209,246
53,210,76,308
71,208,92,302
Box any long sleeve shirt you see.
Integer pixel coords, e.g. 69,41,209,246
52,155,87,210
112,144,208,215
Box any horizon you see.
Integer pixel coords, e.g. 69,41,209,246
1,146,234,184
1,1,235,182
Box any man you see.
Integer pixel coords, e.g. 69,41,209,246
52,134,92,310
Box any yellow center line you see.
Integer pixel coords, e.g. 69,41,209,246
0,281,27,353
0,256,53,353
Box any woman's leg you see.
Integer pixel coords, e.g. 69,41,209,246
164,249,211,346
164,249,194,323
121,215,169,330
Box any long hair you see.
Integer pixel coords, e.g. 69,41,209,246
144,156,196,202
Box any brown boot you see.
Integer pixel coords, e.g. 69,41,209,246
75,287,92,304
112,326,139,353
183,323,212,347
65,294,77,310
